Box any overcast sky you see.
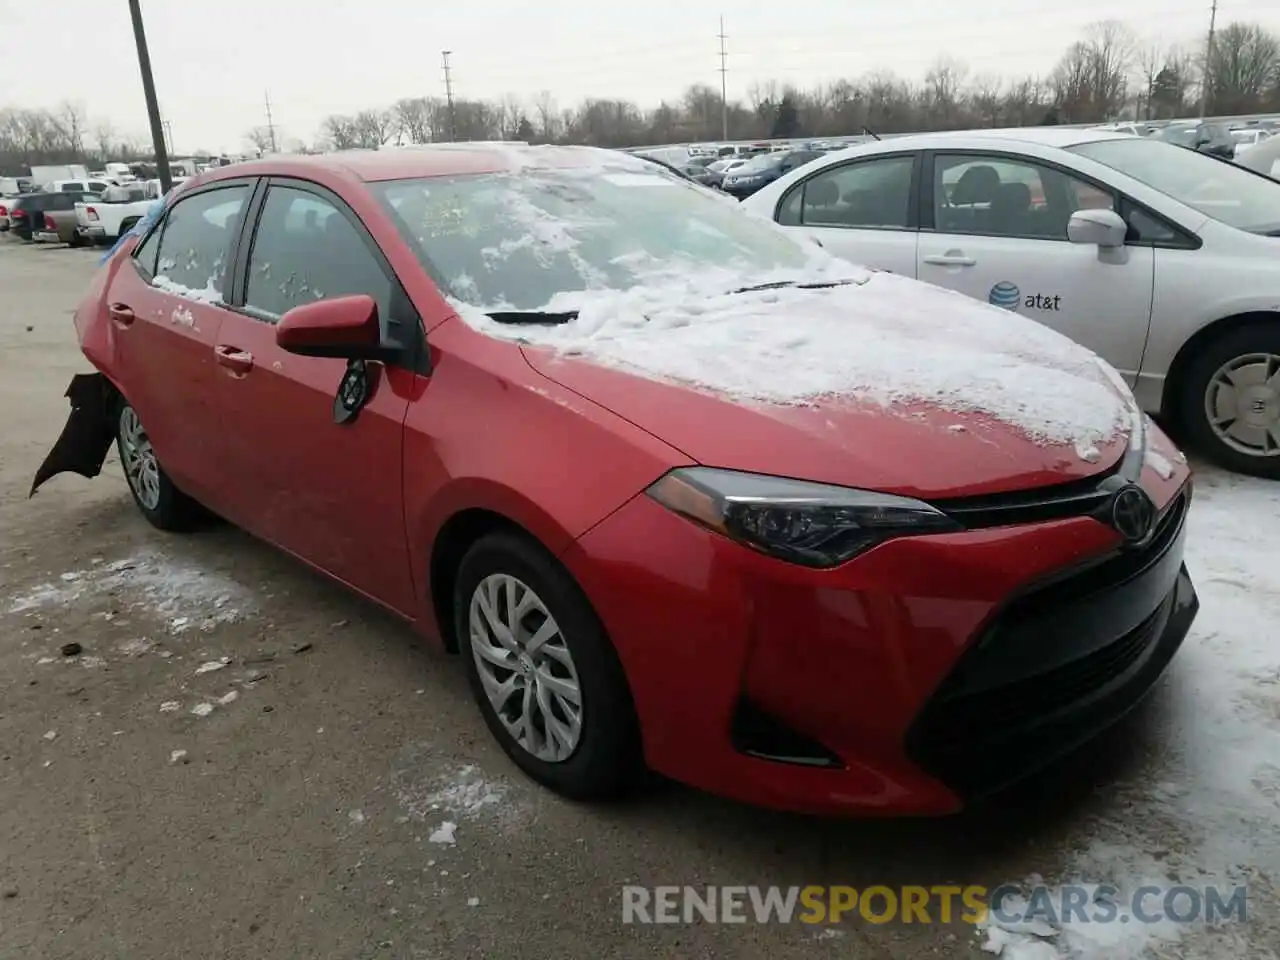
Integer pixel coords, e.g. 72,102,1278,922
2,0,1275,154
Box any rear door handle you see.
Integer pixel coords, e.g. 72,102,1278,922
922,254,976,267
108,302,135,326
214,345,254,375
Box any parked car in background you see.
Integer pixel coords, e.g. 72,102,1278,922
75,182,162,245
47,177,112,194
1237,133,1280,178
6,191,100,241
720,149,824,198
1153,121,1236,159
0,177,34,232
742,127,1280,478
32,202,91,247
31,143,1197,816
1231,127,1273,153
701,157,749,188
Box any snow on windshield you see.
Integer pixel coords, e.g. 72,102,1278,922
378,162,854,310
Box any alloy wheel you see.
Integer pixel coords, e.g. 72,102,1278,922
1204,352,1280,458
119,406,162,510
467,573,583,763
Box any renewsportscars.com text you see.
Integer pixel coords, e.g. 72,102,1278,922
621,884,1248,926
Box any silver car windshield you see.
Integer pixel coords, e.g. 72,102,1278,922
1070,137,1280,233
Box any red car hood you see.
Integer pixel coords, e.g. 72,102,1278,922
510,273,1136,500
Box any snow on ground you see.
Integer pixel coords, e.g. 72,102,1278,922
980,465,1280,959
6,550,252,633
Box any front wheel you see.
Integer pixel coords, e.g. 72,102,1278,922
1180,322,1280,480
454,531,643,800
115,402,203,531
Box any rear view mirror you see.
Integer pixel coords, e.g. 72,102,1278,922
1067,208,1127,248
276,294,395,360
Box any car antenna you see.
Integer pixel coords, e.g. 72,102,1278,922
862,126,881,141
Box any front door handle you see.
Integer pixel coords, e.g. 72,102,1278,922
108,302,135,327
922,254,976,267
214,345,254,375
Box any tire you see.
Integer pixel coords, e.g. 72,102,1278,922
453,531,643,800
118,218,138,236
115,401,203,531
1180,321,1280,480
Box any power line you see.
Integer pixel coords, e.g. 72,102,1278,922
717,16,729,140
1199,0,1218,118
264,90,278,152
442,50,457,142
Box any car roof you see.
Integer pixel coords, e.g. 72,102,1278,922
857,127,1137,151
196,142,646,185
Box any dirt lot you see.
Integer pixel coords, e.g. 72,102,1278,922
0,237,1276,960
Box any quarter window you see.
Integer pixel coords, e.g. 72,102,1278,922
151,186,249,299
244,185,399,336
933,154,1115,240
779,156,915,229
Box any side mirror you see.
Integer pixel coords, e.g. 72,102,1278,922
1067,208,1127,248
276,294,396,361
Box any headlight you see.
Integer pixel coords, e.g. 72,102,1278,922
646,467,961,568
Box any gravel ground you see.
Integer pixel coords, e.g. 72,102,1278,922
0,236,1275,960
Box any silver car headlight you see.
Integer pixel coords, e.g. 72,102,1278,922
646,467,961,568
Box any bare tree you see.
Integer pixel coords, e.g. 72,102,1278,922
1205,22,1280,114
244,126,275,156
320,114,360,151
969,73,1003,125
496,94,525,140
56,101,86,155
394,97,434,144
532,90,559,142
924,56,969,127
1136,41,1165,119
351,108,396,148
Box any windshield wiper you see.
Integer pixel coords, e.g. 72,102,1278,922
485,310,578,325
729,278,862,295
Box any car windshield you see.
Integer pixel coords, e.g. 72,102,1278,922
1153,125,1199,146
735,154,783,174
375,167,815,310
1070,137,1280,233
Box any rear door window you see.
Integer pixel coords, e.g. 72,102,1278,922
148,186,250,300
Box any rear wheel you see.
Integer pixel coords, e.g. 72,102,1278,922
115,402,202,531
453,531,643,800
1180,322,1280,480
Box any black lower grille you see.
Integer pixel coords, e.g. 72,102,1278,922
906,485,1197,800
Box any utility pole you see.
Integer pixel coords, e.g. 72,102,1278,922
717,16,729,141
264,90,278,153
1199,0,1218,118
442,51,457,142
127,0,172,192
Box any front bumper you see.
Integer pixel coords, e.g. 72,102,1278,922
564,474,1196,816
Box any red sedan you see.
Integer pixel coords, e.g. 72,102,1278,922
32,145,1198,815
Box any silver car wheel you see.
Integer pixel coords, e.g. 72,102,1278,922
1205,352,1280,458
468,573,583,763
119,406,162,510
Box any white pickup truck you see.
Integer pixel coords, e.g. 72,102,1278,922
73,177,186,244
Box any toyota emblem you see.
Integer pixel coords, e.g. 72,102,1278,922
1110,485,1155,543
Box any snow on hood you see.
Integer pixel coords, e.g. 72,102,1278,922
451,270,1132,451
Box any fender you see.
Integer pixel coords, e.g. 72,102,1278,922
29,373,118,497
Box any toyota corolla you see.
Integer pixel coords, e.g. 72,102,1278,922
31,144,1198,815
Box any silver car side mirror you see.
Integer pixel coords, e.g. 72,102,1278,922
1067,208,1127,248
